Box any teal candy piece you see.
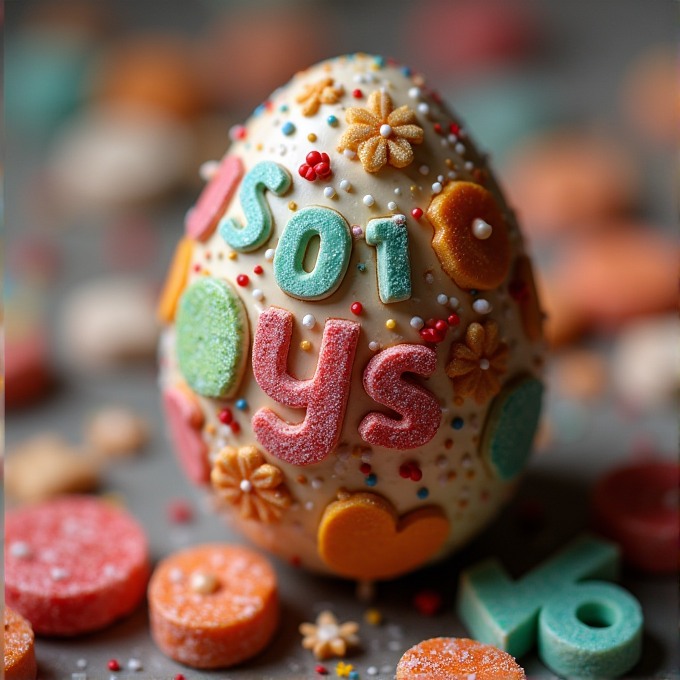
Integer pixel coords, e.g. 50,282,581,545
539,582,643,678
481,375,543,480
219,161,291,252
176,277,249,399
274,206,351,300
457,534,621,659
365,217,412,304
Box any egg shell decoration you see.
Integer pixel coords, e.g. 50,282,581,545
159,54,545,580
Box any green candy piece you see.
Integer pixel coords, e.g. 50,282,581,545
539,582,643,678
176,277,249,399
457,534,625,660
219,161,290,252
365,217,412,303
274,206,351,300
481,375,543,480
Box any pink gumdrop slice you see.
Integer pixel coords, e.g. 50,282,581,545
186,155,244,241
163,385,210,485
5,496,150,636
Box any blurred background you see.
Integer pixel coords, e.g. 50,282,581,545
4,0,679,677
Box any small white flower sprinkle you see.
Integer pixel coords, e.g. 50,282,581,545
380,123,392,137
393,213,406,225
240,479,253,493
436,455,448,469
368,341,380,351
465,161,474,170
251,289,264,301
479,358,491,370
363,194,375,206
334,461,347,474
437,294,449,305
127,659,143,672
343,149,357,160
419,165,429,175
455,142,466,154
473,299,492,314
340,179,351,192
425,272,434,284
361,450,373,462
449,296,459,307
302,314,316,329
336,447,351,461
438,175,445,183
51,567,69,581
472,218,493,239
311,478,323,490
9,541,31,558
323,186,336,198
199,160,219,181
388,201,397,211
408,86,421,98
264,248,275,261
432,182,443,193
410,316,425,330
394,187,401,195
417,102,430,115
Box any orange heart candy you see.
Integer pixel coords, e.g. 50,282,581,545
317,492,449,580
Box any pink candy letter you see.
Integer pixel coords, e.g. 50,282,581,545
251,307,360,466
359,344,441,449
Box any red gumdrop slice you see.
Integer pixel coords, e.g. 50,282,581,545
591,460,679,574
5,496,150,636
306,151,323,166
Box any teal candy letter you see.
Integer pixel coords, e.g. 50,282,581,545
274,206,352,300
176,277,249,399
365,217,412,303
219,161,291,252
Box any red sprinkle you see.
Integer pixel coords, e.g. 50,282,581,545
230,421,241,434
107,660,120,671
353,88,363,98
399,464,412,479
193,264,201,272
299,163,317,181
448,314,460,326
167,499,193,524
236,274,249,287
253,265,263,275
316,665,329,675
449,122,460,136
175,675,186,680
350,302,363,315
412,207,423,220
410,466,423,482
433,123,443,134
218,408,233,424
360,462,372,475
299,151,332,182
413,589,443,616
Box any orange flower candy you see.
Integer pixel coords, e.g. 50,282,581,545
427,181,512,290
4,607,37,680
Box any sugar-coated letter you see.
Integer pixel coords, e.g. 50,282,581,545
365,217,412,303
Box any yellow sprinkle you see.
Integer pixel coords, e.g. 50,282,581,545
308,133,317,142
336,662,353,677
297,475,307,485
364,608,382,625
289,201,298,211
227,251,237,260
256,142,263,151
203,270,211,276
385,319,396,330
205,424,216,435
300,340,311,351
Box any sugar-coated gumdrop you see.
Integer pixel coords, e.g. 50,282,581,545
4,607,37,680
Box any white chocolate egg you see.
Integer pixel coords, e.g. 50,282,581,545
159,54,545,581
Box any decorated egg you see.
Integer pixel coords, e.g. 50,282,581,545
158,54,545,581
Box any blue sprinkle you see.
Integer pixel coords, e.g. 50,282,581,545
451,417,464,430
365,473,378,487
417,487,429,499
349,672,360,680
374,55,386,68
281,121,296,136
236,399,248,410
356,263,366,272
400,66,412,76
327,114,338,126
470,289,478,296
253,103,266,117
279,104,289,112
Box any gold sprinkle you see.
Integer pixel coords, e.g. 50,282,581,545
364,609,382,625
297,475,308,485
308,133,317,142
205,424,216,435
227,251,237,260
289,201,298,211
256,142,263,151
300,340,311,351
410,185,418,193
385,319,396,330
445,158,454,169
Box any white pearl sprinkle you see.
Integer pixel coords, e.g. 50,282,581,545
425,272,434,284
437,294,449,305
393,213,406,225
448,170,457,180
199,160,219,181
441,138,449,148
472,218,493,239
449,297,459,307
340,179,351,192
127,659,143,672
473,299,492,314
351,225,364,238
408,87,421,98
448,133,458,143
368,341,380,351
367,667,378,676
419,165,429,175
394,187,401,195
51,567,69,581
190,571,219,594
264,248,275,261
410,316,424,330
354,73,365,83
9,541,32,558
324,186,336,198
305,501,314,511
388,201,397,211
363,194,375,206
417,102,430,115
465,161,474,170
240,479,253,493
251,289,264,301
432,182,443,194
361,450,373,462
479,358,491,370
302,314,316,329
76,659,88,669
343,149,357,160
380,123,392,137
311,478,323,490
455,143,466,155
437,174,445,183
436,455,448,469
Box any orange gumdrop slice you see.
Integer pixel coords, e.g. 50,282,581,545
148,544,279,669
157,237,194,323
317,492,449,581
426,181,512,290
5,607,37,680
397,637,526,680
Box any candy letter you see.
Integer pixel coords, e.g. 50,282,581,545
359,344,440,449
457,534,643,675
186,155,243,242
176,277,249,399
274,206,352,300
251,307,360,465
219,161,291,252
365,217,412,303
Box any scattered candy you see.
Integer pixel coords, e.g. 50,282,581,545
149,544,279,668
6,496,150,636
4,607,37,680
299,610,360,660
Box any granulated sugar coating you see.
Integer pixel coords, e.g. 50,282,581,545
396,637,526,680
148,543,279,668
4,606,37,680
5,495,150,636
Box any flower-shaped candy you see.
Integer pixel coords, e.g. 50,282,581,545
337,89,424,173
211,445,291,523
296,77,344,116
446,320,509,405
299,610,360,660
